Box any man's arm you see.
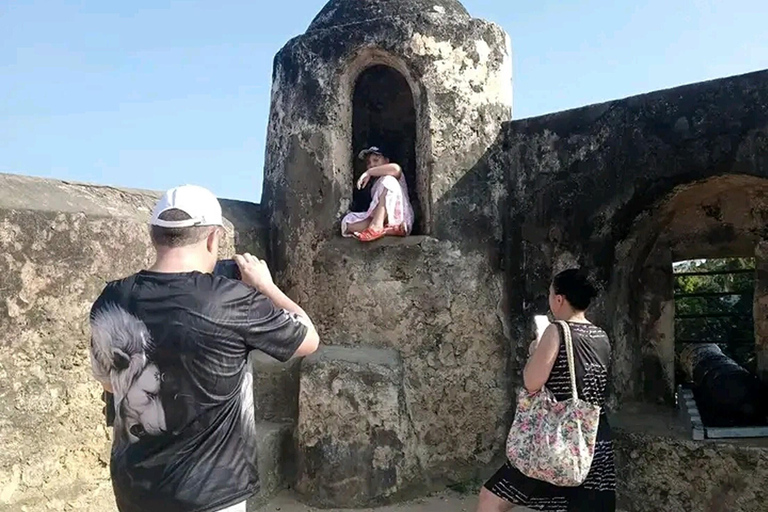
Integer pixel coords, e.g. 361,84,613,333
234,253,320,360
256,281,319,358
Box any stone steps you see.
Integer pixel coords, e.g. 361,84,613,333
251,350,301,424
248,350,302,506
249,421,297,507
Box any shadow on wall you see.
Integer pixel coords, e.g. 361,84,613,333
429,129,508,248
427,128,526,387
219,199,269,257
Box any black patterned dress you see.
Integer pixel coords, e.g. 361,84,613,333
485,321,616,511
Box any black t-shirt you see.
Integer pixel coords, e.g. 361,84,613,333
89,270,308,512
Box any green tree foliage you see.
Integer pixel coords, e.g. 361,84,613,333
674,258,756,372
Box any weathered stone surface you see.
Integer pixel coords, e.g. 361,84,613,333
219,199,269,258
497,70,768,512
307,0,471,33
248,351,302,502
503,69,768,407
0,173,267,511
261,1,514,497
301,237,511,487
262,0,512,296
296,346,418,507
0,179,159,512
612,405,768,512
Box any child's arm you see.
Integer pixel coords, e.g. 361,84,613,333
357,163,402,189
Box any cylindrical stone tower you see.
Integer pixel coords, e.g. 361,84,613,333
260,0,514,507
262,0,512,294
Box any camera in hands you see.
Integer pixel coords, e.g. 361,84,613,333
213,259,242,280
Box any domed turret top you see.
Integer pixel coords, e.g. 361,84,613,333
307,0,470,32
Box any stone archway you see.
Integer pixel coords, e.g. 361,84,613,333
351,64,422,234
610,174,768,405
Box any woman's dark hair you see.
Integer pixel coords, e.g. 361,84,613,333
552,268,597,311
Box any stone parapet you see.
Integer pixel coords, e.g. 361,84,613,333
612,405,768,512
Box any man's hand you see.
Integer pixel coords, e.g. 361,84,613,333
357,172,371,190
234,253,274,292
234,253,321,359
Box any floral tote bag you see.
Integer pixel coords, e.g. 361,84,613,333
505,320,601,487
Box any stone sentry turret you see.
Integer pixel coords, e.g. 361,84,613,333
260,0,514,508
262,0,512,293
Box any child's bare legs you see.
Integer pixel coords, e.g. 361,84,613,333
348,191,388,235
346,218,371,234
368,189,388,231
475,488,514,512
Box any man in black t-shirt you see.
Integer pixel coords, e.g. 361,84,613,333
89,184,319,512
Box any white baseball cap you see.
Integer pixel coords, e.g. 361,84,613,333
150,185,223,228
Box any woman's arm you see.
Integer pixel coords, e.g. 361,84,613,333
523,323,561,392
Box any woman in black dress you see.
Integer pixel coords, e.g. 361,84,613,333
477,269,616,512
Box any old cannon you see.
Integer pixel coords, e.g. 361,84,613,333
678,343,767,427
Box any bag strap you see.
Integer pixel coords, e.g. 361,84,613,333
555,320,578,401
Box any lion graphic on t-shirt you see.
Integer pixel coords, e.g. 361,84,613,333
90,303,167,446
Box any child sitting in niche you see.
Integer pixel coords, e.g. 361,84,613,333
341,146,414,242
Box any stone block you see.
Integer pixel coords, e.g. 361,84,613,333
263,0,512,297
505,68,768,408
754,241,768,382
612,406,768,512
295,346,419,508
304,237,512,482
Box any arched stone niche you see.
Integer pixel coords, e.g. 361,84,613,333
337,49,430,234
610,175,768,405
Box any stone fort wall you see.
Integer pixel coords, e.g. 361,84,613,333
2,47,768,512
500,68,768,512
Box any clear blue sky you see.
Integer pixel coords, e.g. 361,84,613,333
2,0,767,203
